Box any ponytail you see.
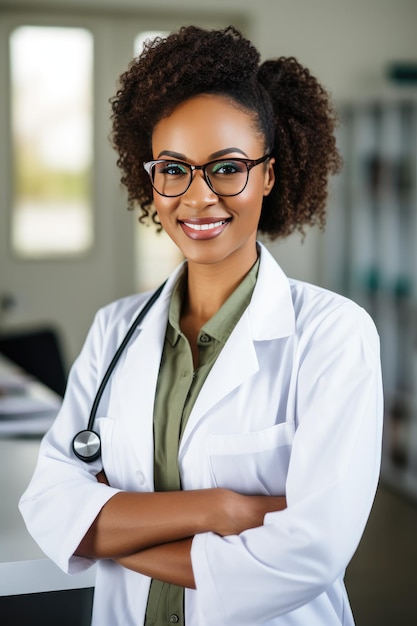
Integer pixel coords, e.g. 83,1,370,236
257,57,342,238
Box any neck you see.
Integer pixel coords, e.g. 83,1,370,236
183,246,258,322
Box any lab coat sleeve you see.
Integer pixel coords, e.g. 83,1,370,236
191,301,383,623
19,307,123,575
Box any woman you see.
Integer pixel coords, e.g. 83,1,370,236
20,25,383,626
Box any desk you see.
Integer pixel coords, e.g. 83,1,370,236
0,356,96,597
0,438,96,596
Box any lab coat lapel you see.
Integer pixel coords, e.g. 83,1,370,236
180,310,258,448
181,243,296,448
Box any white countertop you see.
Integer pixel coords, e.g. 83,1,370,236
0,355,96,596
0,438,96,596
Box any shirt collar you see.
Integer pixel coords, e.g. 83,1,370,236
166,259,260,347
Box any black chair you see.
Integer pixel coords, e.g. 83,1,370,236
0,326,67,397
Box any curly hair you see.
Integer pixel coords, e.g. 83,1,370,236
110,25,342,239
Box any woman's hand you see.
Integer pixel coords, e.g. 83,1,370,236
214,491,286,537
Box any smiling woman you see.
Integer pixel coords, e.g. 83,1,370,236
20,25,383,626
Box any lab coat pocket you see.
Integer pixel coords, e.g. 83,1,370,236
208,421,294,495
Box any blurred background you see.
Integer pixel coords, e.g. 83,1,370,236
0,0,416,624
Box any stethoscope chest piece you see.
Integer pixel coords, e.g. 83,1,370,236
73,430,101,462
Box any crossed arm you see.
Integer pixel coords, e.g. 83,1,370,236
75,471,286,588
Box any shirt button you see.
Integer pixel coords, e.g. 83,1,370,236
136,470,146,485
200,333,211,343
169,615,179,623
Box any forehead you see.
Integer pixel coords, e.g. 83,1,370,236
152,94,263,160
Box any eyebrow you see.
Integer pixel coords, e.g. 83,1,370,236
156,147,249,160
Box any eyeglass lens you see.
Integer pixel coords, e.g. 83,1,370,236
150,159,250,197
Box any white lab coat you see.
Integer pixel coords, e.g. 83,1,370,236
20,243,383,626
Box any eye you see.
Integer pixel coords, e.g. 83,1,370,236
157,161,189,176
210,160,247,176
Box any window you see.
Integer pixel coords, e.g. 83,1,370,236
10,26,93,258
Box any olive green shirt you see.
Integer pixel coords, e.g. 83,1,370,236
145,259,259,626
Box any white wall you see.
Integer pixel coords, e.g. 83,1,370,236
2,0,417,285
7,0,416,99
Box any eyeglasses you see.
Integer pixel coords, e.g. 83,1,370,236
143,154,270,198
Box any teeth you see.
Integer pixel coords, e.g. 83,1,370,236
183,220,226,231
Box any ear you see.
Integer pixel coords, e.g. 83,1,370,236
263,157,275,197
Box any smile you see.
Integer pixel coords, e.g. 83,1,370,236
179,218,231,240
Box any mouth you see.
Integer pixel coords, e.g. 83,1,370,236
179,218,231,240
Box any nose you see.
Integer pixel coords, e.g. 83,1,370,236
182,170,218,206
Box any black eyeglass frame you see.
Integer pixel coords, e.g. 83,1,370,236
143,154,271,198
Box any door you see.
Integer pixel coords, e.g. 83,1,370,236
0,8,246,367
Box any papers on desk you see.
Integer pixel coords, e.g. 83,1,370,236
0,362,61,436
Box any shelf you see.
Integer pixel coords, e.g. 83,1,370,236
325,95,417,500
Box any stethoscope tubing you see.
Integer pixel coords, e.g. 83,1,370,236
72,281,165,462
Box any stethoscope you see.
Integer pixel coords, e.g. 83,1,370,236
72,282,165,463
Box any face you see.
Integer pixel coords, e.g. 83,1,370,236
150,94,275,270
